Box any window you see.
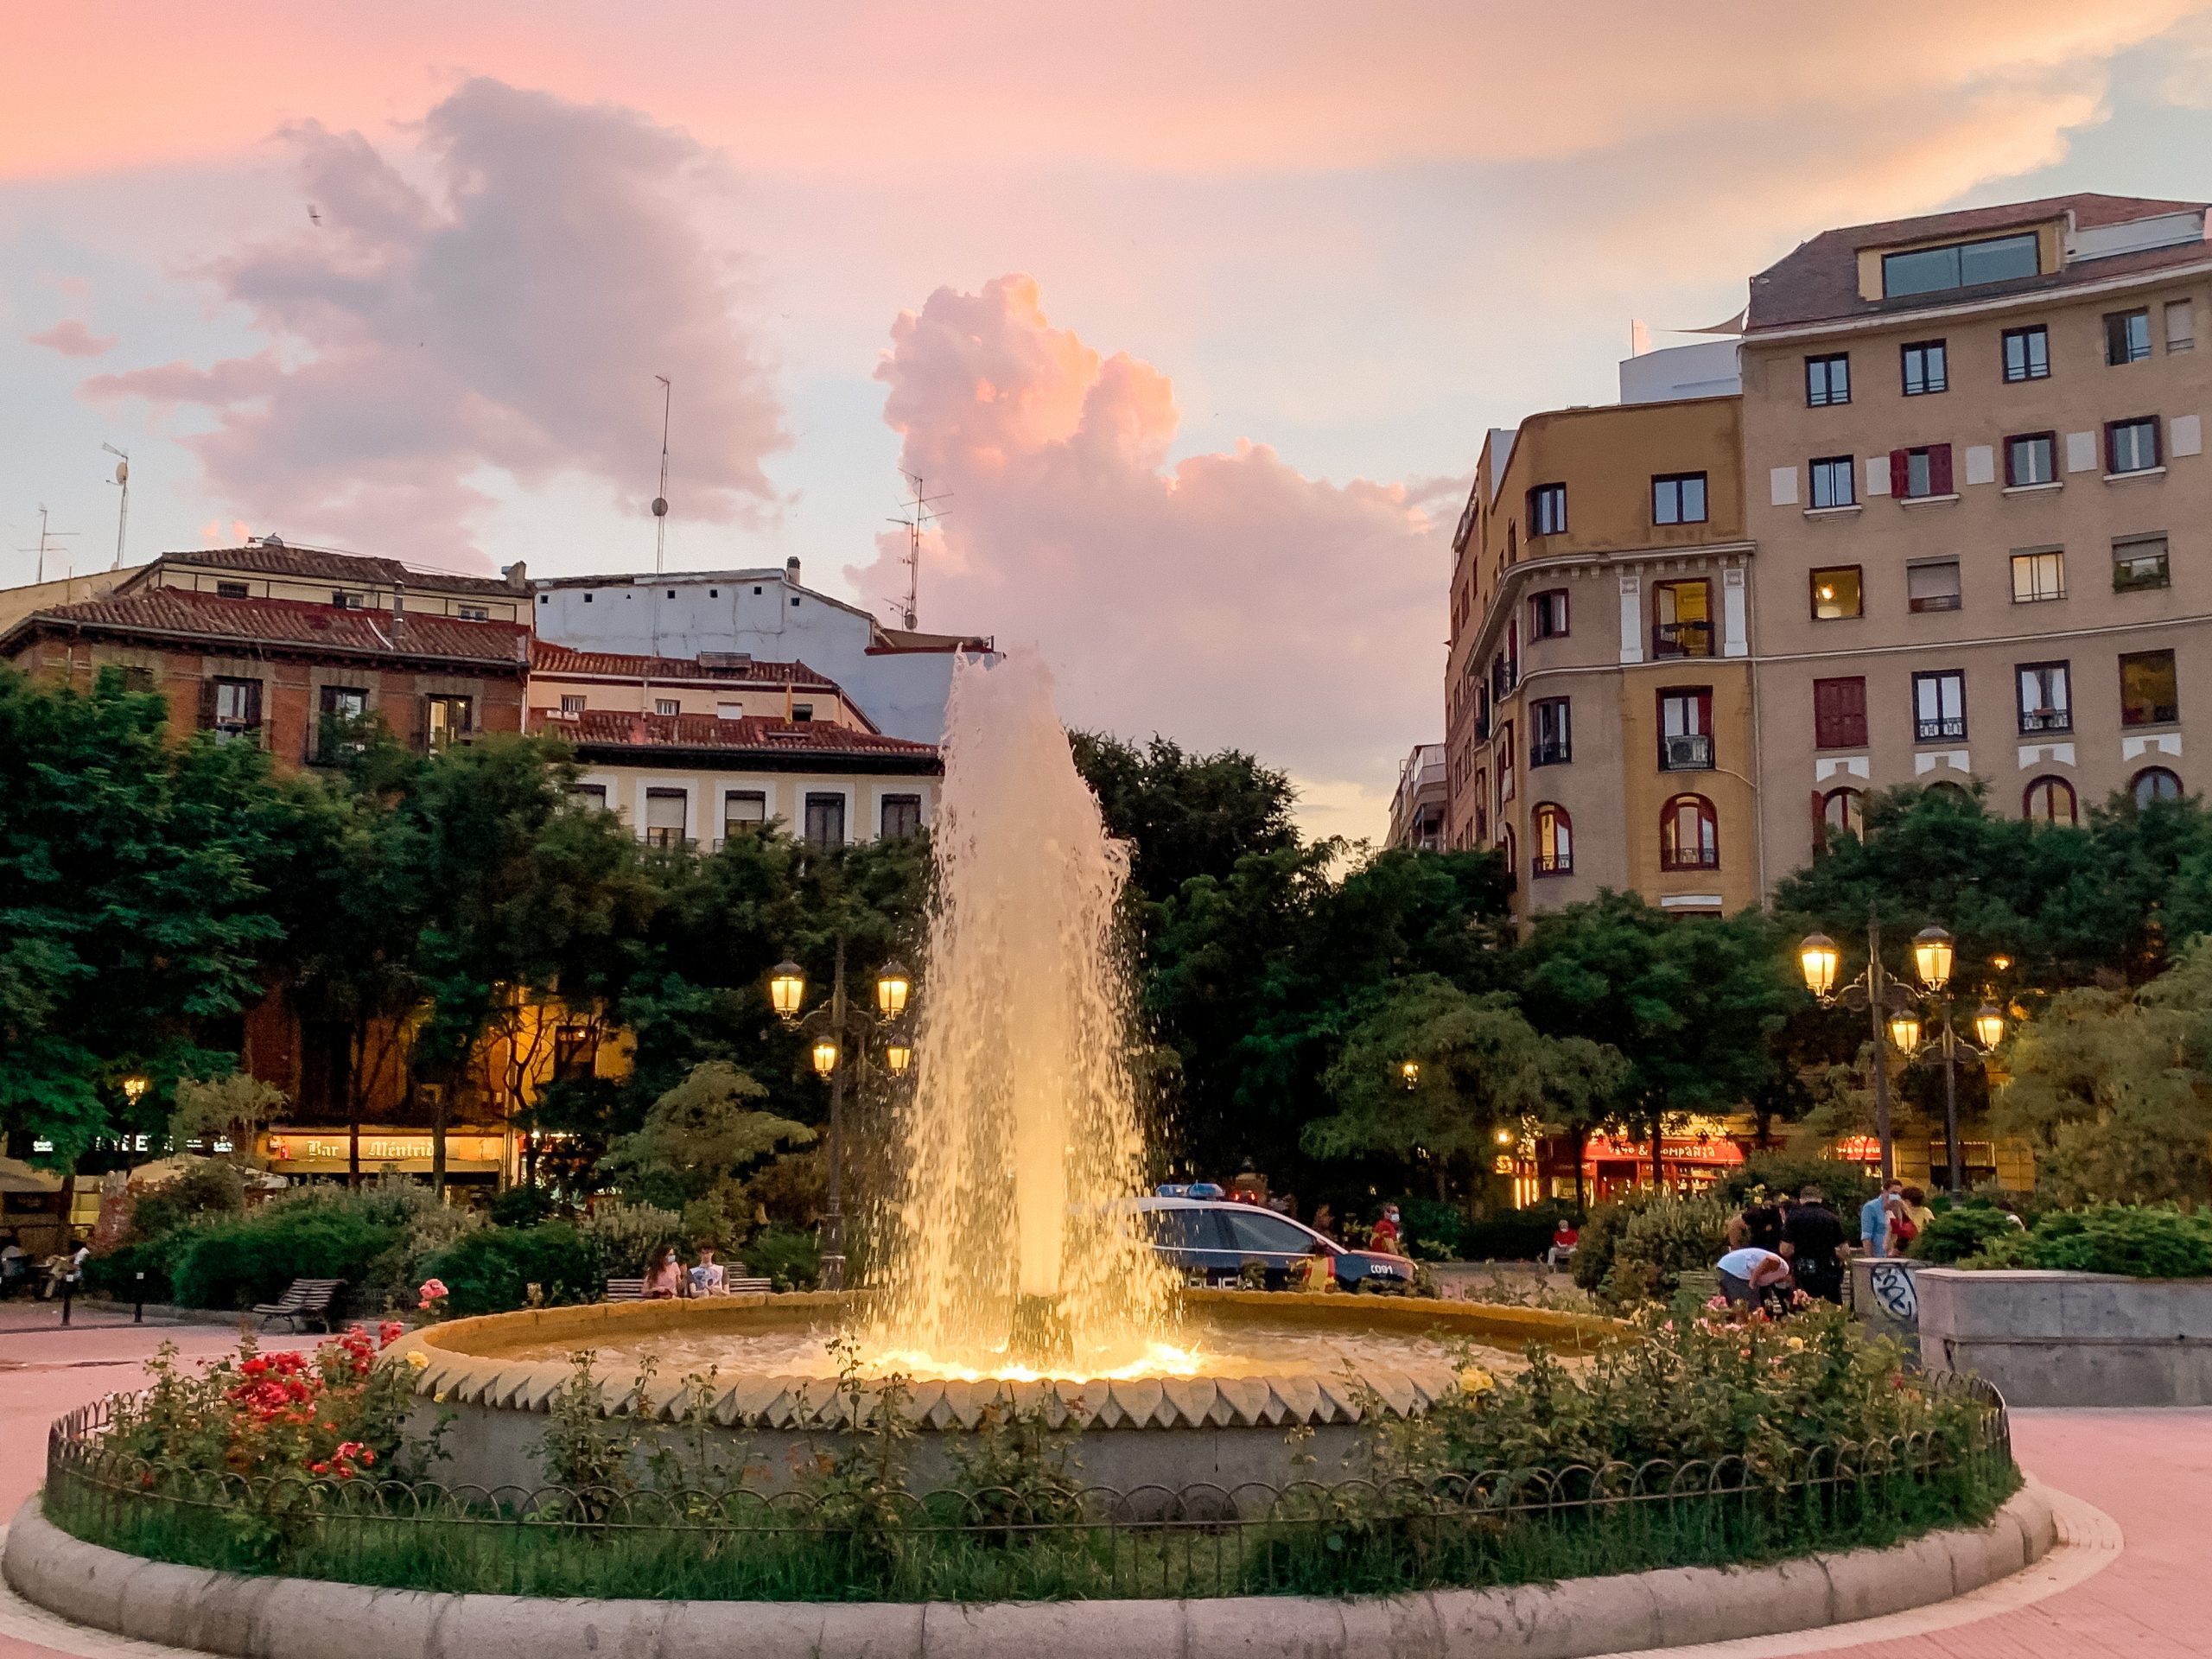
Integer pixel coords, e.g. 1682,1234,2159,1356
880,794,924,839
1907,560,1961,613
2113,534,2171,593
1805,354,1850,406
2002,326,2050,383
1821,787,1866,845
804,791,847,849
1530,589,1569,639
2022,776,2077,826
2107,417,2162,475
2011,550,2066,602
1530,697,1572,766
1532,804,1573,876
2005,432,2056,487
2119,650,2179,727
1659,795,1719,870
1651,473,1708,525
1528,482,1567,536
2166,300,2196,353
1497,723,1515,807
1658,688,1713,771
1814,677,1868,749
2017,662,2071,733
1809,455,1856,509
558,693,586,716
654,698,679,716
1912,671,1967,741
2133,766,2184,808
716,702,744,721
644,788,688,849
1880,232,2037,298
458,605,490,622
423,694,473,749
331,590,364,609
553,1025,597,1083
2105,308,2152,366
1811,566,1863,620
569,783,607,810
315,683,369,760
214,581,250,600
117,664,155,693
1498,825,1516,892
205,677,263,744
1652,580,1712,658
719,791,766,839
1891,443,1953,499
1901,340,1948,395
791,702,815,722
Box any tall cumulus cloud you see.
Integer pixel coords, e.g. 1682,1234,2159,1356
849,276,1456,819
86,79,784,564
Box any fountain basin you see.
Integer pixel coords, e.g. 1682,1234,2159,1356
393,1290,1619,1498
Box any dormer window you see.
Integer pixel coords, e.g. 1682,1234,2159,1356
1527,483,1567,537
1880,231,2039,299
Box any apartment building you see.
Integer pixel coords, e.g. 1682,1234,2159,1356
1444,393,1760,919
1743,194,2212,871
1386,742,1448,850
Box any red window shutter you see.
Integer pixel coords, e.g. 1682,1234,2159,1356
1888,449,1910,496
1812,791,1827,854
1929,443,1953,494
1813,676,1868,748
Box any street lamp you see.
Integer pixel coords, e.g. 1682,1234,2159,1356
875,959,911,1020
769,961,807,1020
1798,902,1917,1181
1798,934,1841,1000
810,1037,841,1079
1911,926,1955,992
1886,1009,1923,1054
1973,1001,2006,1052
883,1040,913,1077
119,1076,149,1106
1400,1059,1421,1090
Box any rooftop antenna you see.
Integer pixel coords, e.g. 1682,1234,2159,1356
17,505,79,586
102,444,130,569
651,374,671,575
885,471,950,631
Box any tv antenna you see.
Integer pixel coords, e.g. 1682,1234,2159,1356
103,444,130,569
17,505,79,586
884,472,950,631
651,374,671,575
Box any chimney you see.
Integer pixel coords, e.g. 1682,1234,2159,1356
785,556,801,586
391,580,405,644
502,560,529,592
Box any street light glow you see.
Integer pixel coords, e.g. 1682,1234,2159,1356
769,960,807,1021
1400,1059,1420,1089
1797,933,1840,998
1888,1010,1923,1053
810,1037,840,1078
1973,1002,2005,1050
1911,925,1955,992
875,958,912,1020
884,1041,913,1077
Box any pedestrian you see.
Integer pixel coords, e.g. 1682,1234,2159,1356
1545,1217,1580,1271
1310,1204,1337,1241
0,1232,26,1299
1783,1184,1847,1303
1370,1205,1405,1256
1715,1244,1792,1308
1897,1185,1935,1243
1859,1179,1902,1258
689,1245,726,1297
643,1243,689,1300
1741,1195,1786,1254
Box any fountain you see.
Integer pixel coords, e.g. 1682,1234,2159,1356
396,650,1614,1493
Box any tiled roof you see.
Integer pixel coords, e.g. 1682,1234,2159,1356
872,626,995,653
2,588,531,668
1746,193,2210,333
538,707,938,760
146,543,522,596
531,639,838,688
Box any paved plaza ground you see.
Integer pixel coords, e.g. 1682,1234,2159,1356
0,1307,2197,1657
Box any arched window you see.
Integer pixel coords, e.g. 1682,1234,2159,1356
2133,766,2183,809
1533,804,1573,876
2022,775,2076,826
1660,794,1719,870
1819,787,1865,847
1499,825,1517,892
1924,779,1974,808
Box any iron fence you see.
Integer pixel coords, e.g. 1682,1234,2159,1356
43,1376,2012,1603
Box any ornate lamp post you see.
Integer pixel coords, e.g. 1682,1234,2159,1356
769,941,915,1290
1797,901,1915,1181
1891,926,2006,1194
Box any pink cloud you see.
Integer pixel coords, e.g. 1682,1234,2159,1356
83,78,785,565
850,276,1453,798
29,319,115,358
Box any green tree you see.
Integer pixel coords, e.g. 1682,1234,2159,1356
1069,731,1299,906
169,1072,289,1168
598,1059,814,1223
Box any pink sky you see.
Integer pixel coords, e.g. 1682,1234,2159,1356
6,4,2212,837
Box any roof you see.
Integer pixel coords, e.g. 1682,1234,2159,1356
1746,193,2211,334
873,626,995,654
1,589,531,670
531,639,839,689
137,543,522,596
539,707,939,769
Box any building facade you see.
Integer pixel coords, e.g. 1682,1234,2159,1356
1385,743,1447,850
1741,193,2212,875
1444,395,1760,920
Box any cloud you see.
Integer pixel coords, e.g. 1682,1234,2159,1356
29,319,115,358
849,275,1452,823
83,78,784,564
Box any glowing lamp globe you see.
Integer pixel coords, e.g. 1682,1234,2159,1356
768,960,807,1020
884,1042,913,1077
1797,933,1840,998
120,1075,149,1105
810,1037,840,1079
875,958,912,1020
1911,925,1955,991
1887,1011,1923,1053
1973,1002,2005,1051
1399,1059,1420,1089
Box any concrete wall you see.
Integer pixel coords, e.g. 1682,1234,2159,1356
1918,1267,2212,1406
573,760,938,849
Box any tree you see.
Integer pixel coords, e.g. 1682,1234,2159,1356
1069,732,1300,906
170,1073,289,1168
1518,892,1791,1189
597,1060,814,1217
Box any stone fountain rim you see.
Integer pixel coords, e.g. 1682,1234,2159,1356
389,1290,1622,1433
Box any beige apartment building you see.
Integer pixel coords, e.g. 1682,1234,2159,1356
1744,194,2212,873
1443,395,1762,920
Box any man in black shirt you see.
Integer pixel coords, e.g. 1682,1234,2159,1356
1782,1183,1846,1303
1742,1198,1786,1255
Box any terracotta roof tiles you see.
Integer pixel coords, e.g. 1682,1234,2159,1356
2,588,531,669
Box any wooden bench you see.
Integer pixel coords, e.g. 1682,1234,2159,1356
252,1279,344,1332
725,1276,772,1294
604,1277,645,1302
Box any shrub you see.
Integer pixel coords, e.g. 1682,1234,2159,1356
1606,1193,1731,1304
84,1237,178,1303
489,1185,558,1229
1569,1188,1659,1294
1391,1197,1464,1260
582,1201,686,1276
421,1222,605,1317
744,1224,821,1290
170,1207,406,1310
1716,1153,1877,1215
127,1161,245,1241
1987,1204,2212,1278
1910,1204,2018,1265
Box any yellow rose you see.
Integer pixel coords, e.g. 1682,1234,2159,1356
406,1351,430,1370
1785,1337,1806,1352
1458,1365,1495,1396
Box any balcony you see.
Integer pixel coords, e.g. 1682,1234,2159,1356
1530,740,1571,768
1914,716,1967,742
1660,733,1713,771
2018,709,2072,734
1652,621,1713,659
1531,854,1572,877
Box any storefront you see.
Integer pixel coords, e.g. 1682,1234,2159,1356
259,1128,514,1186
1576,1132,1745,1202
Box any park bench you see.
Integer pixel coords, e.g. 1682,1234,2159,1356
252,1279,345,1332
603,1277,645,1301
726,1276,772,1294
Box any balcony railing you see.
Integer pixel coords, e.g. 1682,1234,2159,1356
2121,703,2181,728
1531,854,1572,877
1652,621,1713,659
1914,716,1967,742
1529,741,1571,768
1660,733,1713,772
2018,710,2072,734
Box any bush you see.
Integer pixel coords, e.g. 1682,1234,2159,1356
1390,1197,1464,1260
1459,1200,1574,1262
1569,1189,1659,1294
170,1208,406,1311
127,1162,245,1241
1983,1204,2212,1278
1910,1204,2018,1265
1607,1194,1731,1304
422,1222,604,1316
84,1237,178,1303
489,1185,558,1230
1716,1153,1877,1215
744,1224,821,1290
582,1201,686,1276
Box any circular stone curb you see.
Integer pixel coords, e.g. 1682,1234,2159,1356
3,1484,2056,1659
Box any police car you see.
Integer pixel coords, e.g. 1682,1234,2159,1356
1136,1192,1414,1292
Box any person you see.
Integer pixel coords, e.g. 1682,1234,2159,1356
1545,1218,1580,1272
1783,1184,1847,1303
0,1232,25,1298
1716,1244,1792,1308
1741,1195,1787,1255
643,1243,688,1300
1897,1185,1935,1243
1309,1204,1337,1241
689,1245,727,1297
1369,1205,1405,1256
1859,1179,1901,1258
1297,1241,1335,1292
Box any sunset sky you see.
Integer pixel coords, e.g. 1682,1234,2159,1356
7,3,2212,837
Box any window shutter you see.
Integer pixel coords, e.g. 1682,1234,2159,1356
198,677,220,729
1889,449,1910,496
1929,443,1953,494
1812,791,1827,853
